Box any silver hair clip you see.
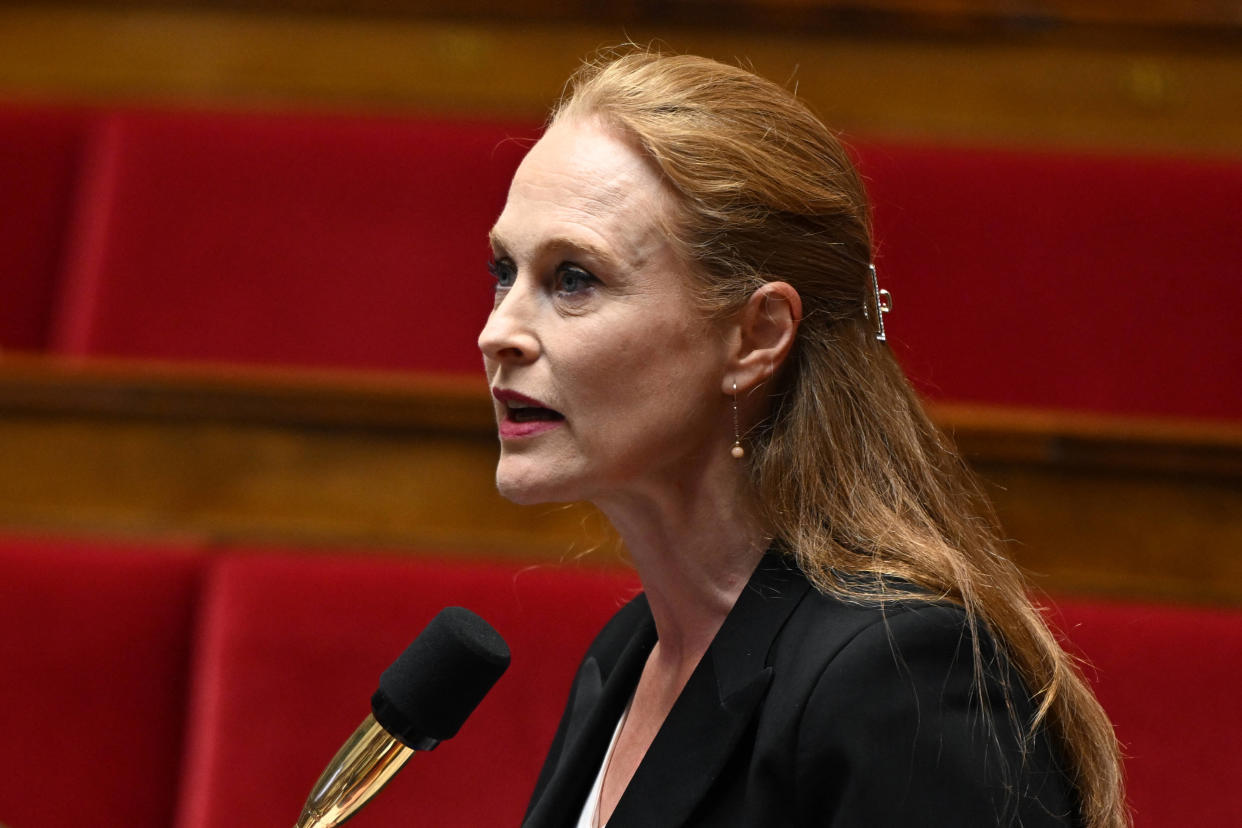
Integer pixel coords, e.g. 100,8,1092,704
865,264,892,342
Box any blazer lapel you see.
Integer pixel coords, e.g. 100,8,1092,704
523,605,657,828
607,554,811,828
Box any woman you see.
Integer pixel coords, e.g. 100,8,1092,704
479,51,1127,827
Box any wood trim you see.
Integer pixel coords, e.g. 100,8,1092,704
931,402,1242,478
1,6,1241,158
20,1,1242,35
0,354,495,432
0,355,605,558
2,355,1239,603
3,354,1239,476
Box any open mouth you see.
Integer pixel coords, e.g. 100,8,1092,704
492,389,565,429
506,403,565,423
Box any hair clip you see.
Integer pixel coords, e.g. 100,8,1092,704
865,264,892,342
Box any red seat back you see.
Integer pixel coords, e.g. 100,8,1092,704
53,109,536,373
855,143,1242,419
1052,597,1242,826
0,535,205,828
0,104,88,351
174,550,639,828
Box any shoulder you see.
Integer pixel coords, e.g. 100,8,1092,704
781,592,1001,739
765,581,986,697
733,554,979,679
766,588,1078,826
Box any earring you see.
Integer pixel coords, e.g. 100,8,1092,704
731,381,745,459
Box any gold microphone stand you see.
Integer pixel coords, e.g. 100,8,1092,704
294,713,416,828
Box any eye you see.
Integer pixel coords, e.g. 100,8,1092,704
487,258,516,290
555,264,598,296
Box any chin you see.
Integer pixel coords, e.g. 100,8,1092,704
495,479,548,506
494,459,577,506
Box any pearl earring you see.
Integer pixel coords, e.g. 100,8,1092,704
731,381,745,459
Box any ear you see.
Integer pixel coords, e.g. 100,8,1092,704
724,281,802,394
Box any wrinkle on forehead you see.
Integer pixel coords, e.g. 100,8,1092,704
493,116,679,274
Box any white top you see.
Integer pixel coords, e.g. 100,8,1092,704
574,700,630,828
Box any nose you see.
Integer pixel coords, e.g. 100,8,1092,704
478,285,540,365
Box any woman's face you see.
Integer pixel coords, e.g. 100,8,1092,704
479,116,733,507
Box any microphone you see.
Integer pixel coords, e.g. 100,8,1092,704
294,607,511,828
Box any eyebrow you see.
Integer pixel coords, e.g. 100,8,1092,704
488,230,622,269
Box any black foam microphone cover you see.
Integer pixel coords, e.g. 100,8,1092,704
370,606,510,750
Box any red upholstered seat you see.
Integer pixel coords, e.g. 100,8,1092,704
0,535,205,828
53,109,537,373
854,143,1242,420
174,550,639,828
2,536,1237,827
0,104,88,351
1050,597,1242,827
40,104,1242,418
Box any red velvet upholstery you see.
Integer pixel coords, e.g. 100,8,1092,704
1,538,1239,826
0,105,87,351
0,536,204,828
53,110,536,373
19,102,1238,418
855,143,1242,420
170,552,1242,828
174,551,640,828
1051,598,1242,826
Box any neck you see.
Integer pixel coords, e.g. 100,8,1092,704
594,456,767,668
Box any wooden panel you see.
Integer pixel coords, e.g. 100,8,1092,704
982,463,1242,604
936,404,1242,603
0,413,614,555
1,355,1239,603
29,1,1242,33
0,356,614,558
0,6,1240,158
733,0,1242,31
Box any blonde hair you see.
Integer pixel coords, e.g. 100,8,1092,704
555,49,1127,827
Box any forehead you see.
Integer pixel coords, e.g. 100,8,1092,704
490,117,676,267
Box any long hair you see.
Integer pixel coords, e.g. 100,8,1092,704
554,50,1127,827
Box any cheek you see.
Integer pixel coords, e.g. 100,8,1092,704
570,324,720,431
568,327,682,399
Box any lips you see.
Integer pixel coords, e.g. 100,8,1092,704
492,388,565,438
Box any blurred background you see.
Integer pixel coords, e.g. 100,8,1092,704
1,4,1241,827
3,1,1242,152
1,0,1239,601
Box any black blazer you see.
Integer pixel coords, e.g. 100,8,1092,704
523,555,1079,827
